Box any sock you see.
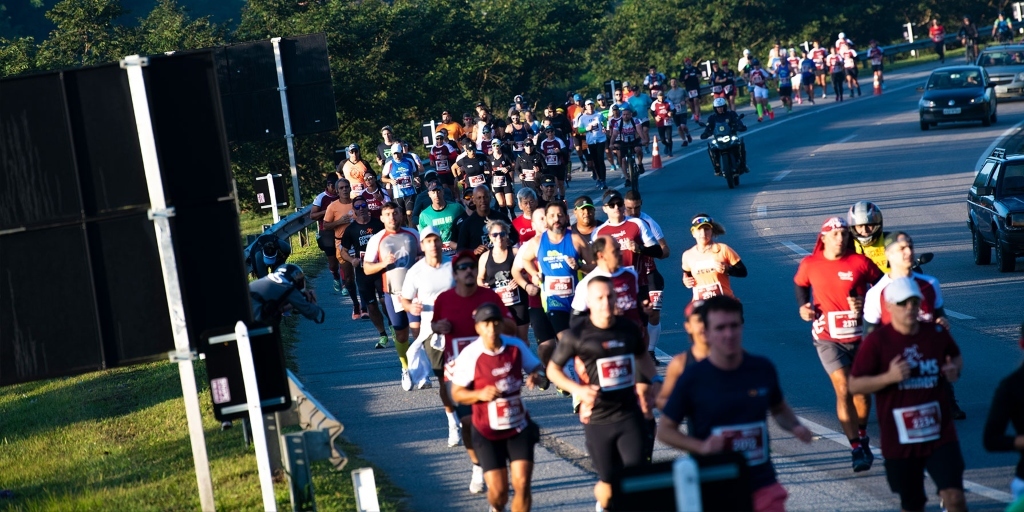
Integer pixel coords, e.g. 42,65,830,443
331,269,341,280
858,425,868,440
849,438,862,451
396,339,410,369
756,104,763,117
346,281,359,309
446,411,459,428
647,322,661,352
644,418,657,462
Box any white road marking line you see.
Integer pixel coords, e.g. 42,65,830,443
837,133,857,144
799,416,1014,504
944,309,976,320
773,170,791,181
781,241,810,256
654,348,674,365
757,205,768,218
974,118,1024,172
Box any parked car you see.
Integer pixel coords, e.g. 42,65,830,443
976,44,1024,99
968,148,1024,272
918,66,997,130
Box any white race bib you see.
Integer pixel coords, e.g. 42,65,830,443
893,401,942,444
596,354,635,391
827,310,861,339
544,275,573,297
435,159,450,171
450,336,476,359
522,168,536,181
544,154,559,166
513,141,525,151
648,290,663,310
468,174,486,188
492,175,507,188
441,241,456,255
694,282,724,300
663,117,672,126
711,421,769,465
688,89,699,98
498,282,520,306
725,85,734,93
487,396,526,431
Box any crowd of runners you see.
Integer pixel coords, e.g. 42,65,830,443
245,34,1024,512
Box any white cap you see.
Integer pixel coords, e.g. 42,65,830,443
419,226,441,242
839,32,846,39
884,277,923,304
743,49,751,55
390,142,403,154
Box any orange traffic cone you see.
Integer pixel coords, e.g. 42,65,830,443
650,138,662,170
874,79,881,95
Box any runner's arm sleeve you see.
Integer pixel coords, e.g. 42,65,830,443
639,244,663,258
982,379,1018,451
726,260,748,277
795,285,811,306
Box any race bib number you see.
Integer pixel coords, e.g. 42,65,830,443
492,175,507,188
694,282,724,300
826,310,861,339
544,276,573,297
712,85,724,94
751,74,765,86
487,397,526,431
497,282,520,306
522,168,536,181
893,402,942,444
688,89,699,99
725,85,734,93
468,174,486,188
544,154,559,166
712,422,769,465
435,159,450,171
513,140,525,151
648,290,663,310
396,176,412,188
449,336,476,361
596,354,635,391
663,117,672,126
441,241,455,255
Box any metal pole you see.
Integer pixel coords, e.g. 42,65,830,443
235,321,279,511
271,37,302,209
905,23,916,58
121,54,216,512
266,173,280,223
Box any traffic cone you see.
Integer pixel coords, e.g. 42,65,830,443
650,138,662,170
874,79,881,95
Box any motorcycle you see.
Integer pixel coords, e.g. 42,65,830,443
698,114,746,189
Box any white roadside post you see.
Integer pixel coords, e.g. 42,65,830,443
904,23,916,58
234,321,279,511
271,37,302,209
121,54,216,512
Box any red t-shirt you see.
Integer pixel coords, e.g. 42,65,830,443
810,48,827,67
850,323,960,459
794,252,882,343
930,25,945,43
450,336,542,441
593,218,657,283
651,100,673,128
538,138,565,167
430,143,458,174
432,287,512,379
513,215,536,243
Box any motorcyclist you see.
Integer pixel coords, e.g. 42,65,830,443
700,97,748,176
848,200,889,272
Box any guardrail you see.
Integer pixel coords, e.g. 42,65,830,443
863,25,996,64
243,204,315,275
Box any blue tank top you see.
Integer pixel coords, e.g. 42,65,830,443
387,157,417,198
510,124,531,152
537,231,578,312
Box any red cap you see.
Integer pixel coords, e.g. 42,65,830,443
684,300,705,318
453,250,478,266
820,216,848,234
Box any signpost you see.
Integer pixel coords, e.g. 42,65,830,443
255,173,287,223
904,23,916,57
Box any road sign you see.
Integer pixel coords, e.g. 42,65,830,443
255,173,287,223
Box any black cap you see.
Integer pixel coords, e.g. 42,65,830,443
424,170,438,182
574,195,595,209
540,174,556,186
604,190,623,203
473,303,504,323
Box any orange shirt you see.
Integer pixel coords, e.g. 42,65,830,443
437,122,464,142
681,242,742,300
323,200,354,240
341,159,370,198
566,104,583,127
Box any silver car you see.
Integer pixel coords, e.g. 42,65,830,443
977,45,1024,99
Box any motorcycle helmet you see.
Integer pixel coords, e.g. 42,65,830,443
712,97,727,112
275,263,306,290
847,201,883,245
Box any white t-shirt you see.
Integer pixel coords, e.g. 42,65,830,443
402,258,455,343
638,212,665,241
364,227,420,295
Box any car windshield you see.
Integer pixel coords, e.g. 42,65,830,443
926,70,982,89
978,51,1024,67
1002,164,1024,195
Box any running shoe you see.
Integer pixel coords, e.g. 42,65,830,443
401,369,412,391
861,438,875,466
417,379,432,390
447,424,461,447
360,311,369,319
470,465,486,493
757,116,763,122
768,110,775,120
351,308,361,321
375,335,389,349
341,286,349,297
851,446,872,472
333,279,342,293
535,373,551,391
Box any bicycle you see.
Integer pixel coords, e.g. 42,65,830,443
620,141,642,194
963,38,978,64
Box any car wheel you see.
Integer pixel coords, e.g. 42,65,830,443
995,239,1016,272
982,109,992,126
920,121,929,131
973,227,991,265
991,105,998,123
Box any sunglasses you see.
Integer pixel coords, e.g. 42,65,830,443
605,200,623,208
895,298,921,307
455,262,476,271
352,203,369,210
489,232,508,238
691,216,712,227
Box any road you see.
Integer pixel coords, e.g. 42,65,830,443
294,60,1024,511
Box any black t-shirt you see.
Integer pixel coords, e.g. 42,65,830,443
663,354,783,490
456,210,518,250
515,152,545,182
488,153,515,188
377,141,394,163
984,363,1024,479
456,153,489,188
340,218,386,264
551,317,646,425
680,66,701,90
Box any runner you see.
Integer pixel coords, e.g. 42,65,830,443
429,131,461,200
849,277,966,512
488,142,516,219
747,59,774,122
570,196,600,242
827,46,846,102
547,276,657,511
681,214,747,300
720,59,739,112
478,219,530,342
432,251,517,494
376,125,398,168
658,295,813,512
400,227,453,391
514,138,545,194
664,78,691,145
338,195,390,348
452,136,490,193
575,99,610,189
360,170,391,220
504,110,535,161
787,48,803,105
310,177,342,292
457,186,518,253
809,41,828,99
437,110,465,146
982,320,1024,503
655,300,708,410
511,188,538,242
450,303,543,512
339,143,372,197
624,190,670,364
593,191,661,282
794,216,883,472
512,209,558,389
538,126,569,201
381,142,418,222
363,202,421,390
322,180,359,315
680,58,702,122
867,40,885,91
930,19,947,64
799,50,817,104
776,58,794,112
840,42,861,97
417,177,465,257
650,91,675,157
643,65,666,96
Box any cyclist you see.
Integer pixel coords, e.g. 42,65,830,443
827,46,846,102
488,142,516,219
680,58,703,122
867,40,885,90
959,16,980,64
810,41,829,99
650,91,675,157
477,219,530,342
700,98,749,176
575,99,610,190
681,214,747,300
995,13,1014,43
848,200,889,272
840,42,861,97
747,59,774,121
609,108,648,183
626,85,653,149
794,216,883,473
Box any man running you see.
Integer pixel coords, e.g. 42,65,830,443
450,303,543,512
429,131,461,200
849,277,966,512
575,99,610,189
840,42,861,97
680,58,702,122
664,78,691,146
417,177,465,257
624,190,670,363
656,300,708,410
339,143,372,197
650,91,675,157
457,186,518,254
867,40,885,91
810,41,828,99
322,180,359,313
794,216,883,472
570,196,600,242
593,191,662,286
339,195,390,348
658,295,813,512
538,126,569,200
514,138,545,194
747,59,774,122
547,276,657,511
381,142,418,222
363,202,421,390
401,227,454,391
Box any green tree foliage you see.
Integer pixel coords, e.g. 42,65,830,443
128,0,226,55
35,0,131,69
0,35,36,75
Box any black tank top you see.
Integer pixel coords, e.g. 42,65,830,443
484,248,525,307
683,348,698,370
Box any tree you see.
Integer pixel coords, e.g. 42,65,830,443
35,0,131,70
0,35,36,76
128,0,226,56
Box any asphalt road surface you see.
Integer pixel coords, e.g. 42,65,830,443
294,59,1024,511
